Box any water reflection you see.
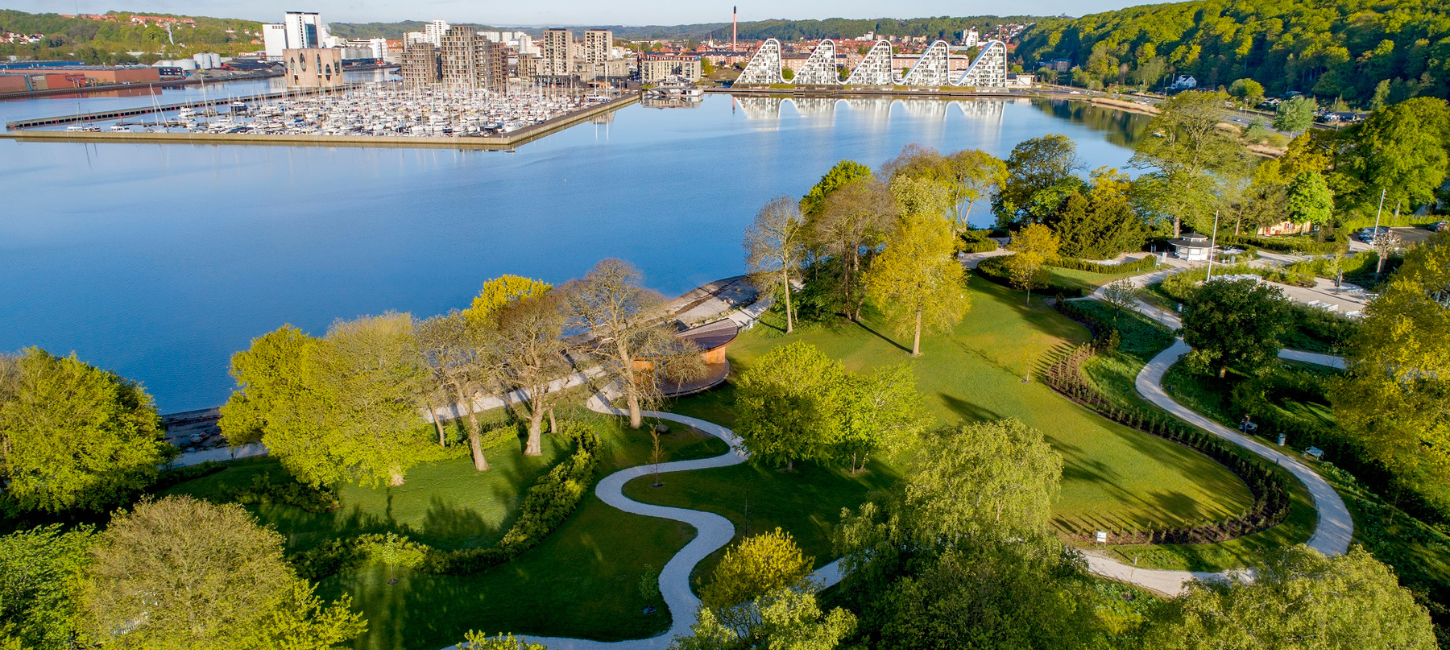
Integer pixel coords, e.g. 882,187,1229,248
1030,99,1152,148
0,92,1140,410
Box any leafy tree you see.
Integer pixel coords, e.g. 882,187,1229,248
461,631,548,650
808,177,895,321
82,495,363,650
1004,223,1060,304
492,290,572,457
993,134,1081,227
671,587,855,650
1051,167,1145,259
1228,78,1264,108
415,311,496,468
700,528,814,613
0,348,167,512
864,187,970,356
800,159,872,218
905,419,1062,539
733,342,845,471
563,259,704,430
1131,90,1246,236
1272,95,1318,135
945,149,1008,231
745,196,807,334
835,364,928,472
1181,279,1292,378
1100,279,1142,324
222,315,440,488
1286,170,1334,229
1143,546,1436,650
1334,233,1450,505
1345,97,1450,211
468,274,552,320
0,525,92,650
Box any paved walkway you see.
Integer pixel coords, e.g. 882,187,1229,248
476,393,844,650
1136,340,1354,558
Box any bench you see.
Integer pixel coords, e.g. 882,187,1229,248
1305,446,1324,461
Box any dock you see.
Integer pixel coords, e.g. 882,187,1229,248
0,93,639,150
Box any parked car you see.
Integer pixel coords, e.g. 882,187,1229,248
1357,226,1392,242
1431,221,1449,232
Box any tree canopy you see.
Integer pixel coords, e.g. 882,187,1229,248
864,187,971,356
0,348,168,512
733,342,847,471
1182,278,1292,378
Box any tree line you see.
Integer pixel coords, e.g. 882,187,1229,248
1017,0,1450,107
0,9,262,62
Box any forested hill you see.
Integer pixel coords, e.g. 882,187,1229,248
1015,0,1450,106
712,16,1042,42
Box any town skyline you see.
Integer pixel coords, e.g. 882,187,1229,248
3,0,1150,29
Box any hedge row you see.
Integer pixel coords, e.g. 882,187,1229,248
1220,233,1348,255
959,230,999,253
1045,304,1294,546
291,423,602,580
1047,255,1159,274
222,473,339,513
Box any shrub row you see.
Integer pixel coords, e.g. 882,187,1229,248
1220,233,1347,255
973,256,1089,298
289,423,603,580
959,230,999,253
1045,303,1294,545
153,461,228,491
221,473,339,513
1047,255,1159,275
1158,263,1318,303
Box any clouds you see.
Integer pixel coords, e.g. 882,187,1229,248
15,0,1137,26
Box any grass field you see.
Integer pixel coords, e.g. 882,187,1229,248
635,279,1254,577
166,411,729,649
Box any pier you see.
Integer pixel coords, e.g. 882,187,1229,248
4,84,369,130
0,93,639,150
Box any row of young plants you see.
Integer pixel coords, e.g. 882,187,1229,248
290,423,601,580
1044,301,1293,545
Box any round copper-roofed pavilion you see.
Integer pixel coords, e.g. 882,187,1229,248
655,319,739,397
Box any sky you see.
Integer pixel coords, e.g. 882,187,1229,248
7,0,1146,27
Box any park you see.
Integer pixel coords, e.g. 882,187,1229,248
2,87,1449,650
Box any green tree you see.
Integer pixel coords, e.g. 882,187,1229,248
492,291,572,457
1286,170,1334,229
563,259,704,430
0,525,92,650
1131,90,1247,236
1181,278,1292,378
800,159,872,218
1346,97,1450,211
864,187,970,356
467,274,552,321
808,177,895,321
905,419,1062,539
1333,233,1450,504
671,587,855,650
1272,95,1318,135
993,134,1081,227
733,342,845,471
461,631,548,650
1228,78,1264,108
746,196,807,334
1051,167,1145,259
835,364,928,472
1144,546,1436,649
0,348,167,512
1004,223,1060,304
222,315,440,488
700,528,814,613
82,495,363,650
416,310,496,469
945,149,1008,231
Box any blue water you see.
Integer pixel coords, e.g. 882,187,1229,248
0,92,1146,411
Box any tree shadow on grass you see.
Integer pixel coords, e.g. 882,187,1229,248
852,318,911,354
938,393,1004,424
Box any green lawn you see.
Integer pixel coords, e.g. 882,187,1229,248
166,410,729,649
643,279,1254,570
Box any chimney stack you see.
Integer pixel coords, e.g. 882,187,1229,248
732,6,738,52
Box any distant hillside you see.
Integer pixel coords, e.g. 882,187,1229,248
328,21,504,40
716,16,1042,43
1015,0,1450,106
0,9,262,62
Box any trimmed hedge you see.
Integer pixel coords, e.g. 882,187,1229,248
222,473,339,513
1047,255,1159,274
959,230,999,253
1221,233,1347,255
974,256,1089,298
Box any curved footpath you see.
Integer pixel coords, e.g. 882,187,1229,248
485,395,843,650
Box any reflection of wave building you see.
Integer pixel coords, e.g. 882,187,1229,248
738,38,1008,88
735,96,787,120
791,97,837,119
